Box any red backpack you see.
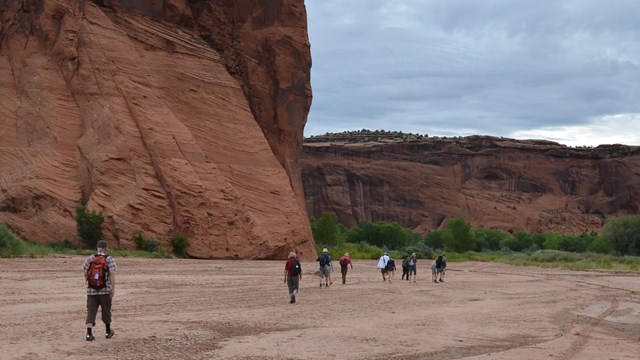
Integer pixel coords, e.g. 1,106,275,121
86,254,109,290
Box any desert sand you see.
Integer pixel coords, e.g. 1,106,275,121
1,256,639,360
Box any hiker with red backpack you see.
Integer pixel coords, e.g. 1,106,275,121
338,252,353,284
284,251,302,304
82,240,117,341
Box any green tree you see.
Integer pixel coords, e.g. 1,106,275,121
600,215,640,256
443,217,474,252
76,205,104,248
424,230,445,250
473,228,507,251
500,231,533,252
311,212,342,246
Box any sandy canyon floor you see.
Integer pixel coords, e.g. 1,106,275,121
1,256,639,360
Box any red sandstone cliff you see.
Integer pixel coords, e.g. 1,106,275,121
0,0,315,259
302,136,640,235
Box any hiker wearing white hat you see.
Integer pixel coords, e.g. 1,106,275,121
377,252,390,282
316,248,333,287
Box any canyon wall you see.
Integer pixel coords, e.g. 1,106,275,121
302,137,640,235
0,0,315,259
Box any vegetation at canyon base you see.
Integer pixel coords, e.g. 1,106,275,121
0,205,189,258
310,212,640,271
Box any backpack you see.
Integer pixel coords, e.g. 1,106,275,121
339,257,349,267
435,256,443,268
319,253,329,266
86,254,109,290
385,259,395,271
291,260,302,276
409,257,416,266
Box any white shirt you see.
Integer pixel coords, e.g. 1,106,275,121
377,255,389,269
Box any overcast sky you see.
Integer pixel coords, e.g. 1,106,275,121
304,0,640,147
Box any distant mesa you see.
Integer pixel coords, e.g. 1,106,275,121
302,130,640,234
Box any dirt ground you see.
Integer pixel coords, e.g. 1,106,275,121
1,256,639,360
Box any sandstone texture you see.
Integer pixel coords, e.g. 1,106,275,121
302,136,640,234
0,0,315,259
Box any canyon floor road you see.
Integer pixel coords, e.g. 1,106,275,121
1,257,639,360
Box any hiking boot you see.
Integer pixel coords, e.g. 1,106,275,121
439,279,444,283
86,334,95,341
106,329,115,339
292,295,296,303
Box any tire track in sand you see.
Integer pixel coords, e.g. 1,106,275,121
557,298,619,360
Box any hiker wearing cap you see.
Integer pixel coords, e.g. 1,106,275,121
377,252,390,282
82,240,117,341
408,252,417,283
316,248,333,287
284,252,302,303
338,252,353,284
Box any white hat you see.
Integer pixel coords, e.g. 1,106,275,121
322,248,328,253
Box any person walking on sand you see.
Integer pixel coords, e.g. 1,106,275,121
338,252,353,284
440,254,447,282
386,257,397,283
408,252,417,283
431,258,438,283
83,240,117,341
435,255,445,283
377,252,390,282
316,248,333,287
284,252,302,303
401,255,410,281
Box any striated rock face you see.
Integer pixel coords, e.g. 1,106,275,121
0,0,315,259
302,136,640,235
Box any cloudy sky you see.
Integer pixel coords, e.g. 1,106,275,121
304,0,640,147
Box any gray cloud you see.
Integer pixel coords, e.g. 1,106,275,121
305,0,640,145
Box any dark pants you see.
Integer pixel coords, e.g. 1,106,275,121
341,266,349,283
402,266,409,280
287,276,299,294
86,294,112,325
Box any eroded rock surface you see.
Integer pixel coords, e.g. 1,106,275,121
0,0,315,259
302,136,640,234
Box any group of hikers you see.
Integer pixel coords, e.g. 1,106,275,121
81,240,448,340
283,248,448,304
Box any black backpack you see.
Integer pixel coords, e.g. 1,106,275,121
319,253,329,266
292,260,302,276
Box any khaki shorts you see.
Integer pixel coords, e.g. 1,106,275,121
319,265,331,277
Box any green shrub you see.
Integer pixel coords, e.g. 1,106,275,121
76,205,104,248
170,234,189,257
133,231,159,253
473,228,507,251
587,237,612,254
0,224,28,257
600,215,640,256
